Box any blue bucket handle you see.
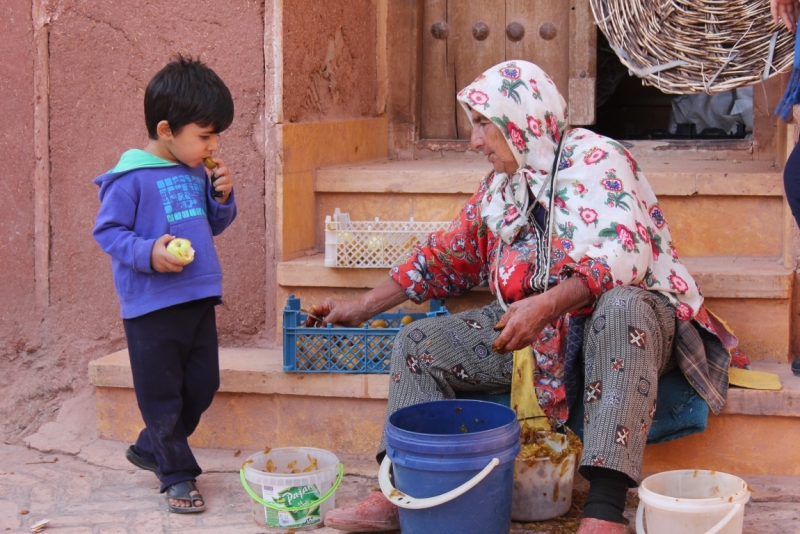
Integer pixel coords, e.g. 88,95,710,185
239,463,344,512
378,454,499,510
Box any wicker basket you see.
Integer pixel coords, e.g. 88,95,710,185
590,0,794,94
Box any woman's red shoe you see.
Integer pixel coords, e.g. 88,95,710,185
324,490,400,532
576,518,630,533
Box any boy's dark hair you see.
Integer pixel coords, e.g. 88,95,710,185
144,55,234,139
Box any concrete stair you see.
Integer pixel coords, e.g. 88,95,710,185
91,141,800,478
89,348,800,476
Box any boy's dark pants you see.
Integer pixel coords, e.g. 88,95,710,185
123,298,220,493
785,141,800,228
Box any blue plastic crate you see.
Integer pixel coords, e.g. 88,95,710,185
282,295,449,373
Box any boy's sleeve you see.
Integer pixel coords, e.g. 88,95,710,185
93,184,156,273
207,185,237,236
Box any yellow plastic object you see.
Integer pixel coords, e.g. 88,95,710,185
511,346,551,432
728,367,782,391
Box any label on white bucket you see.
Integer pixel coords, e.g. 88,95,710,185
262,484,322,528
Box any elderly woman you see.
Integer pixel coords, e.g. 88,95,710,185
317,61,747,534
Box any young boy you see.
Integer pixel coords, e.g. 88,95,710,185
93,55,236,513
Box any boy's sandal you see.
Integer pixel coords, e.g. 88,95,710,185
125,445,161,477
166,481,206,514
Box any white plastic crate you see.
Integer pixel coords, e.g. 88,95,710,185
324,208,450,268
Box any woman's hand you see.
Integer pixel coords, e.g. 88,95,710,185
491,296,552,353
306,278,410,328
492,276,592,354
307,299,373,327
771,0,798,32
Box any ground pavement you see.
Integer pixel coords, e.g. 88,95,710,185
1,389,799,533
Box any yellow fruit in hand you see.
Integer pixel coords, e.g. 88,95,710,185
166,238,195,264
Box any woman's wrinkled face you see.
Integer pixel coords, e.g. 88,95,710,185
469,109,519,175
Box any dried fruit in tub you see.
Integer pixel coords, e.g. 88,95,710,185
287,460,297,469
266,458,278,473
517,426,583,467
303,455,318,472
166,238,195,264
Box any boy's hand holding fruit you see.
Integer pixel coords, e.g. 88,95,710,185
151,234,194,272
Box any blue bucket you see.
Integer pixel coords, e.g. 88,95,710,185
379,400,520,534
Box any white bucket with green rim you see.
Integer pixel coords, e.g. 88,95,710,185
240,447,343,531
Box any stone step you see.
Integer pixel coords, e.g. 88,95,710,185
90,349,800,476
315,156,781,195
278,254,793,299
276,255,794,362
313,157,789,259
414,139,759,163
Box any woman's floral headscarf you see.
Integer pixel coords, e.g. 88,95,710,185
457,61,567,244
456,60,705,319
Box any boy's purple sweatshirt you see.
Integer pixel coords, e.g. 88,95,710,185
93,149,237,319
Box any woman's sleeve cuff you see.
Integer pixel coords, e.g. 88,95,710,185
557,258,614,315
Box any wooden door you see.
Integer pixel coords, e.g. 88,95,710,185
420,0,596,140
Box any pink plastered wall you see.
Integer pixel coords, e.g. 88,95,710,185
1,0,272,439
0,0,40,431
0,0,381,441
0,0,377,441
282,0,377,123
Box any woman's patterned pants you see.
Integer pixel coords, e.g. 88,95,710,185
378,286,676,485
